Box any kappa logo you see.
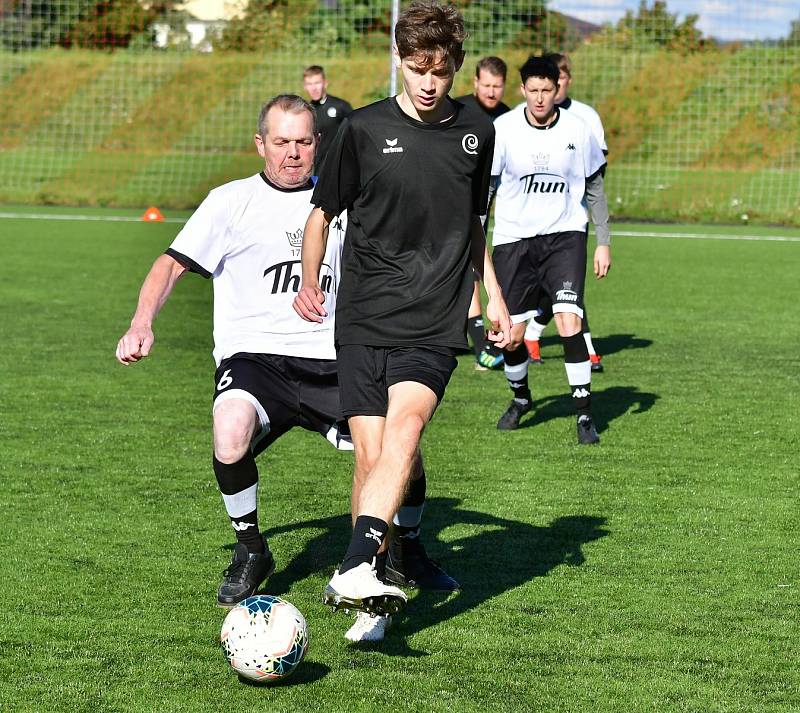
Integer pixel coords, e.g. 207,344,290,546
572,388,590,399
462,133,479,155
231,521,255,532
365,527,384,544
331,217,343,232
383,138,404,154
567,143,576,151
286,228,303,248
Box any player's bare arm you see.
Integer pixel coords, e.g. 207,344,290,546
469,215,511,349
115,253,187,365
294,206,333,322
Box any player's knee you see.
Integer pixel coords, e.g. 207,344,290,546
554,312,582,337
390,412,426,452
213,408,256,463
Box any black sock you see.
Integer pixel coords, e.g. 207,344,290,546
340,515,388,574
394,469,426,539
503,343,532,403
213,453,265,554
561,332,592,417
467,316,485,357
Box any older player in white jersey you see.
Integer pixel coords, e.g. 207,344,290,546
115,95,444,643
491,55,611,444
523,51,609,372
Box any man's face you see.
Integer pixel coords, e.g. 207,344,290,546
473,69,505,111
521,75,558,125
398,52,460,115
255,107,316,189
554,69,571,104
303,73,327,102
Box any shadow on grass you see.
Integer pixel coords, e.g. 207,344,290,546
258,500,609,657
540,332,653,357
237,661,330,687
517,385,659,433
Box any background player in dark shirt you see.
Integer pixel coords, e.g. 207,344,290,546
294,0,511,623
303,65,353,170
456,56,510,371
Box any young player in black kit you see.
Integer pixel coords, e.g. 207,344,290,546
294,1,511,621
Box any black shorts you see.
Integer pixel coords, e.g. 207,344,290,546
336,344,458,418
212,353,351,456
493,230,587,323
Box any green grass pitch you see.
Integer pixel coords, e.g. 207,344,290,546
0,208,798,711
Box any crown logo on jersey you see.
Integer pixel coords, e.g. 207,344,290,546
533,152,550,170
286,229,303,247
563,281,573,291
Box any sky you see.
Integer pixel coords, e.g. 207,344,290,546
549,0,798,41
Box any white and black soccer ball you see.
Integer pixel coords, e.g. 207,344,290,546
220,595,309,682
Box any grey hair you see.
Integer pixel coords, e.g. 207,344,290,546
257,94,316,137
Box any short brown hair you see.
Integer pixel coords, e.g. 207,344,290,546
303,65,325,79
476,56,507,81
258,94,316,137
543,52,571,77
395,1,466,68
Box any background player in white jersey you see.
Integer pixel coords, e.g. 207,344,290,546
523,52,609,373
295,1,511,623
115,94,448,643
491,55,611,444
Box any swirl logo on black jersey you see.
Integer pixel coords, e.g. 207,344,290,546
462,134,479,155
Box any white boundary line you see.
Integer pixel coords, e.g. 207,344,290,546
1,211,798,241
616,230,799,242
0,211,187,224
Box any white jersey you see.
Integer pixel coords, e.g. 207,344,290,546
561,97,607,153
168,173,344,365
491,105,606,246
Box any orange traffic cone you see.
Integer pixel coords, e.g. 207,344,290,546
141,206,165,222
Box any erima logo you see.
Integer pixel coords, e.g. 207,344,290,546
573,388,590,399
567,143,576,151
520,173,568,194
231,521,255,532
365,527,384,544
462,133,479,155
264,260,337,295
383,138,404,154
286,228,303,248
556,289,578,302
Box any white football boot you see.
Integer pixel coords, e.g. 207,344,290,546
345,612,392,642
323,561,407,615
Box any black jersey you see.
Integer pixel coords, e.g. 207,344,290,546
454,93,510,121
312,96,495,349
311,94,353,168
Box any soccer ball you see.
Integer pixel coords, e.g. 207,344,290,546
220,595,309,682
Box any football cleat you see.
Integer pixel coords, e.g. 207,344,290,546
477,348,504,370
590,354,604,373
497,400,532,431
217,540,275,607
324,561,407,616
344,612,392,643
577,415,600,445
385,536,460,592
524,339,544,364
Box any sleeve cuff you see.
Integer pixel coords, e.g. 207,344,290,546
165,248,212,279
